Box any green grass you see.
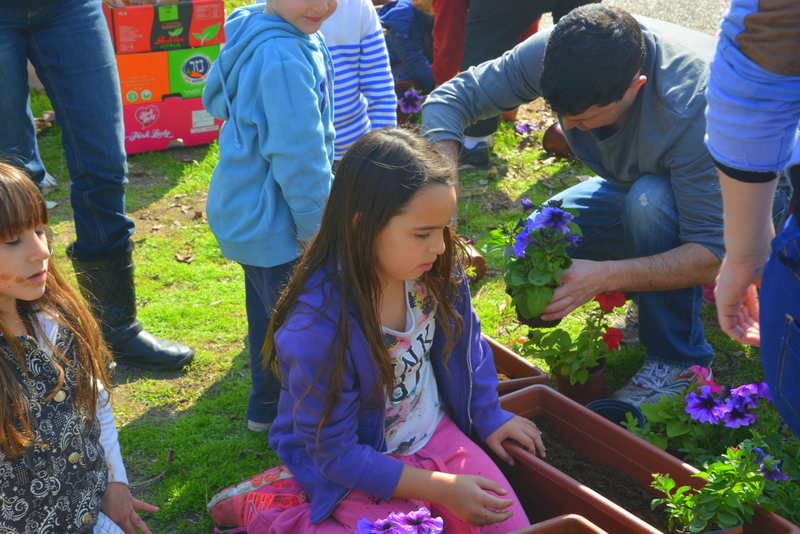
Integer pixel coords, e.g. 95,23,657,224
32,88,772,531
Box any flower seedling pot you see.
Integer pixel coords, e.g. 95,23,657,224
586,398,645,428
701,525,744,534
484,334,548,395
553,358,606,406
509,514,610,534
506,286,563,328
542,122,573,157
498,385,800,534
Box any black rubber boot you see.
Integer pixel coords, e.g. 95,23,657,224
68,241,195,371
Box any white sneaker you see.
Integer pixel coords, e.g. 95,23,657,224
611,301,639,344
611,361,701,407
247,420,272,433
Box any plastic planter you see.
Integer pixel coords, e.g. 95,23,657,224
510,514,610,534
484,334,549,395
499,385,799,534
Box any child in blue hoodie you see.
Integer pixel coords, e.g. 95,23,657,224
202,0,337,433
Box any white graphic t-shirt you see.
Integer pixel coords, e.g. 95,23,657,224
382,280,444,456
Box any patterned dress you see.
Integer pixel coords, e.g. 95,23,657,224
0,325,107,534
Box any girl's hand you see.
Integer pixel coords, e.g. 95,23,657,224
484,415,545,464
101,482,160,534
440,473,516,527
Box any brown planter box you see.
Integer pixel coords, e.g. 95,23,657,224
499,385,800,534
484,334,548,395
510,514,609,534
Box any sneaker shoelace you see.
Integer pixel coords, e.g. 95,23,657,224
634,362,669,389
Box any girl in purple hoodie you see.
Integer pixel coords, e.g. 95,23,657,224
253,128,544,533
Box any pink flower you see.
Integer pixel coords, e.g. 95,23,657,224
688,365,724,394
594,291,626,312
602,328,624,351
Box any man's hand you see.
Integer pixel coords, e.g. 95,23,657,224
485,415,545,463
101,482,159,534
541,259,606,320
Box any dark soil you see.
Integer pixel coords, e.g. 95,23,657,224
533,414,671,533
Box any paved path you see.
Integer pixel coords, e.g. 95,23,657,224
540,0,731,35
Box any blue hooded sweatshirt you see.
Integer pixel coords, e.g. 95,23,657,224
203,4,335,268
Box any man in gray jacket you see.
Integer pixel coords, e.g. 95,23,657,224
421,4,789,406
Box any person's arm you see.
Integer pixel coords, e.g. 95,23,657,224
545,104,725,320
358,3,398,129
96,383,159,534
388,23,436,92
713,173,777,345
421,28,550,144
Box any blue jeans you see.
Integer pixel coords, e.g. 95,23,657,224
548,176,790,369
242,260,299,424
760,214,800,436
0,0,134,260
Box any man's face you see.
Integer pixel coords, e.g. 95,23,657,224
560,74,646,132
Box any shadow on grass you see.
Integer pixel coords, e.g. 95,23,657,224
114,346,281,534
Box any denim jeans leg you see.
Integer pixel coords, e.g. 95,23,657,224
0,8,48,185
242,260,299,424
760,214,800,436
0,0,134,258
621,175,714,368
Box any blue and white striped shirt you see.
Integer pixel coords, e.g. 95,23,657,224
321,0,398,160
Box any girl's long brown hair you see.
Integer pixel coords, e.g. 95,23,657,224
264,128,463,443
0,163,112,457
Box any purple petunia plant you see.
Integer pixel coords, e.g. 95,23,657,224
398,88,424,116
484,198,582,321
355,508,443,534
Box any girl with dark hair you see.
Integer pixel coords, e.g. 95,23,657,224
253,128,543,533
0,163,158,534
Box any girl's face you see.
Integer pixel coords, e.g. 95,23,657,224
0,227,49,315
373,184,456,288
265,0,337,34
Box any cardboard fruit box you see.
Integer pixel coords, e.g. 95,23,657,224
122,96,222,154
116,44,219,106
104,0,225,54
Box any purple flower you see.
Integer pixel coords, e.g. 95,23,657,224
520,198,535,213
395,508,444,534
399,88,423,114
753,447,765,463
685,385,723,424
513,222,534,258
560,232,582,248
718,395,757,428
761,458,790,482
355,514,414,534
515,123,541,135
732,382,772,402
532,207,573,234
462,235,477,245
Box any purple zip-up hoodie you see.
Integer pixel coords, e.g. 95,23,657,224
269,266,513,524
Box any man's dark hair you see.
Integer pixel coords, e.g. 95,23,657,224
540,4,646,116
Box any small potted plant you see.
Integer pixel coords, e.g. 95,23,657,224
651,440,779,534
520,291,626,405
484,198,582,328
355,507,443,534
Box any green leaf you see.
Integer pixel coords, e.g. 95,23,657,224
525,287,552,317
194,23,220,43
666,419,692,438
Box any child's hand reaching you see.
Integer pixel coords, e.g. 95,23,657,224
484,415,545,465
101,482,160,534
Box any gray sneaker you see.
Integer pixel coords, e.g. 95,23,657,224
611,361,700,407
611,301,639,344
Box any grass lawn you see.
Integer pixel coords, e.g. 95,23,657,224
28,17,772,531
